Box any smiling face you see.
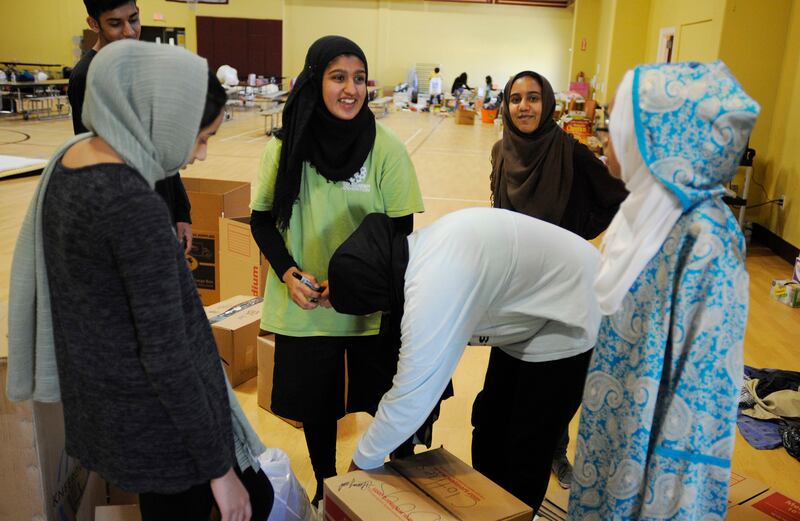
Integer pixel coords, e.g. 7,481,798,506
88,1,141,49
321,54,367,121
508,75,543,134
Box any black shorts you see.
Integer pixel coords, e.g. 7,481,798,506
270,330,399,423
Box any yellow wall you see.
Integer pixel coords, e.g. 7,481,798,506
593,0,616,103
718,0,791,224
282,0,380,84
604,0,650,102
569,0,601,84
757,0,800,247
643,0,725,62
0,0,282,68
137,0,283,58
0,2,87,67
1,0,577,93
283,0,574,91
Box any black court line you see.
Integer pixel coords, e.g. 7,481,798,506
0,129,32,145
0,166,44,181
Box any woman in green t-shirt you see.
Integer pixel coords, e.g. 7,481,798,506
250,35,424,506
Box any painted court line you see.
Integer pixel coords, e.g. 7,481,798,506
220,129,262,142
404,128,423,146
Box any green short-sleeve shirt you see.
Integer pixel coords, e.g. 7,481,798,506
251,123,424,336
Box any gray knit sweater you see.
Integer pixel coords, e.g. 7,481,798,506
42,161,235,493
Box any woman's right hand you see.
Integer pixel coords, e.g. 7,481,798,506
283,267,324,310
210,467,251,521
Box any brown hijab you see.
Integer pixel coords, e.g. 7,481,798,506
490,71,574,225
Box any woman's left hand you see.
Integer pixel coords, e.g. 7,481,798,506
177,221,193,255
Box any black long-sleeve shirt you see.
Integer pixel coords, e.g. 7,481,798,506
43,161,233,493
68,49,192,225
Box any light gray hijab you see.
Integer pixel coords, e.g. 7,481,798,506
7,40,207,402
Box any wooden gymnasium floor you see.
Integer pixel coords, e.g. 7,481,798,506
1,108,799,506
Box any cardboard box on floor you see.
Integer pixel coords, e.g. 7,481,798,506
257,335,303,429
0,346,103,521
219,216,269,302
205,295,263,387
538,480,569,520
729,471,771,507
455,108,476,125
323,447,533,521
183,177,251,306
727,490,800,520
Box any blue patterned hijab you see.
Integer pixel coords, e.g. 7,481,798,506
595,61,759,314
632,61,759,208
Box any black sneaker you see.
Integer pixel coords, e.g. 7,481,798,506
311,479,324,508
552,454,573,489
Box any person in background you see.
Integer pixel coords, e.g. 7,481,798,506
568,61,759,520
8,40,274,521
481,75,493,103
249,35,424,507
68,0,193,255
451,72,470,96
429,67,443,106
327,207,601,514
489,70,628,490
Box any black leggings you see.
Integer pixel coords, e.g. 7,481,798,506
138,467,274,521
471,347,592,511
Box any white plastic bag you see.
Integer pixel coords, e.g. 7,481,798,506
259,448,320,521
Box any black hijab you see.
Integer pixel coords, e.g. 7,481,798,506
328,213,409,319
272,35,376,230
490,71,574,225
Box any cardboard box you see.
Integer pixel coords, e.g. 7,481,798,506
727,490,800,520
95,505,141,521
324,448,533,521
219,216,269,302
183,177,251,305
729,471,771,506
770,279,800,308
455,109,476,125
257,335,303,429
0,348,100,521
205,295,263,386
562,118,594,144
538,479,569,520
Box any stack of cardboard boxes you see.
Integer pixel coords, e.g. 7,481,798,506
185,178,294,429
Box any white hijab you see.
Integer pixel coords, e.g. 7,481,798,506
593,71,682,315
